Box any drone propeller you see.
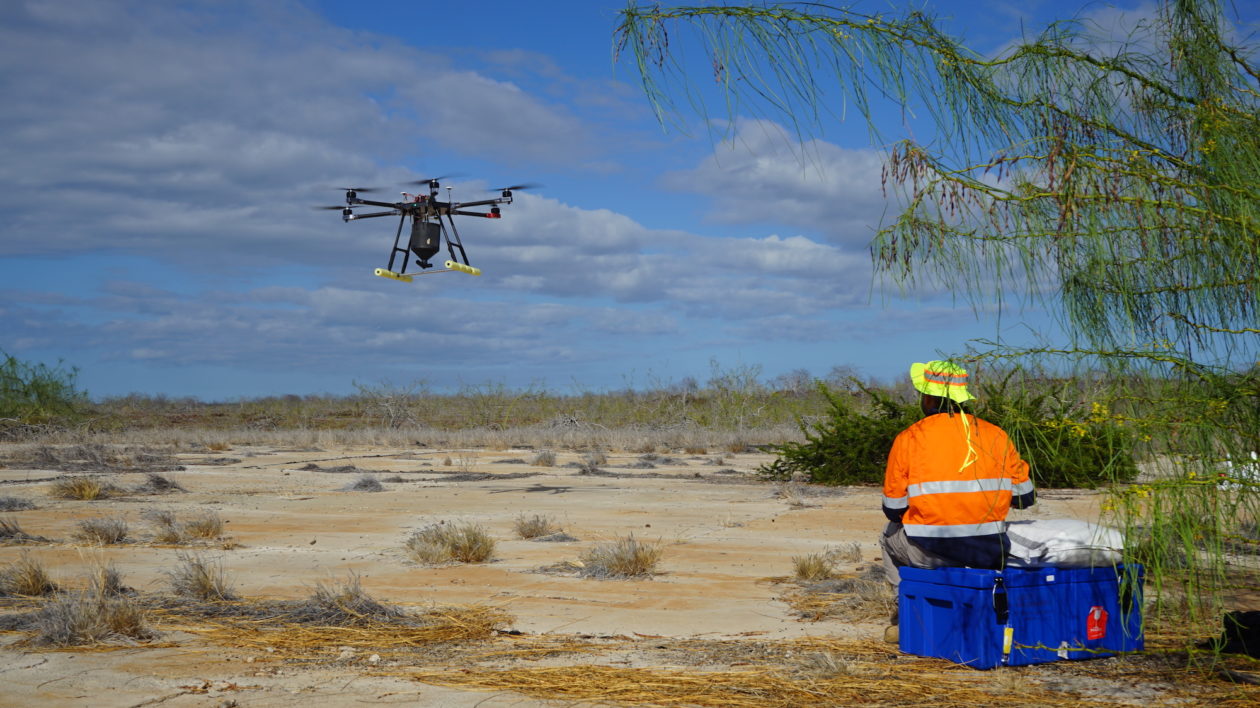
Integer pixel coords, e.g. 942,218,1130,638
494,183,540,192
337,186,378,193
407,174,461,188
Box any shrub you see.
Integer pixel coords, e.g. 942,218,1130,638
514,513,560,539
979,376,1139,488
166,553,236,601
579,536,663,579
405,522,495,564
0,351,86,424
759,382,916,485
759,376,1139,489
74,517,129,544
530,450,557,467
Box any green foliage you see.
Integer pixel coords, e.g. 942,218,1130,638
0,351,86,424
759,382,917,485
977,375,1140,489
760,376,1139,489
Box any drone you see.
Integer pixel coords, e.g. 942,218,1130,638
318,177,532,282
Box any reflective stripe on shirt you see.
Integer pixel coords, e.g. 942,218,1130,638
907,478,1011,497
882,494,908,509
903,520,1007,538
1013,479,1035,496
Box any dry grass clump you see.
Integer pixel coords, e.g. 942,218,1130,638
784,565,895,623
0,496,36,511
792,553,837,582
48,476,118,500
579,535,663,579
290,574,407,626
131,473,186,494
405,522,496,564
165,552,236,601
530,450,557,467
182,511,224,539
87,563,130,597
74,516,129,545
145,509,223,543
0,553,58,596
514,513,561,539
0,516,50,544
342,474,385,492
30,591,154,646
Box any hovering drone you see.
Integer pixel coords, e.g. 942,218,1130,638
318,177,531,282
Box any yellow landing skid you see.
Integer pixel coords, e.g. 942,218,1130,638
373,262,482,283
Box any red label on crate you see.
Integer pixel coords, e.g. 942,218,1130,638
1086,606,1108,640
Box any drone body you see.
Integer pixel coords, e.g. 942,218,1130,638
319,177,530,282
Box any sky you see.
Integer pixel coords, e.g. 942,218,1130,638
1,0,1247,401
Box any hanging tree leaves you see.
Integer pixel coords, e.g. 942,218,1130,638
616,0,1259,635
616,1,1258,359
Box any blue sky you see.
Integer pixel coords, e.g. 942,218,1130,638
2,0,1242,401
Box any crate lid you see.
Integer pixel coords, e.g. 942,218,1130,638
899,564,1141,589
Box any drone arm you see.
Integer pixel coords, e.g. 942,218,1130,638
346,210,400,220
451,197,509,209
450,209,502,219
351,198,405,209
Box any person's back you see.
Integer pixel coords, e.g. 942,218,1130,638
884,410,1030,569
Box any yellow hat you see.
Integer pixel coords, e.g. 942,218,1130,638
910,360,974,403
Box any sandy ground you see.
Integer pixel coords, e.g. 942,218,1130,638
0,444,1188,706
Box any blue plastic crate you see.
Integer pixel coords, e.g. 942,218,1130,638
898,564,1144,669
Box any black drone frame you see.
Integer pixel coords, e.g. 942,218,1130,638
326,178,522,281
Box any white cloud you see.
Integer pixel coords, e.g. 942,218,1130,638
662,119,897,247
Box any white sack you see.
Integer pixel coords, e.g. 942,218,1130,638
1006,519,1123,568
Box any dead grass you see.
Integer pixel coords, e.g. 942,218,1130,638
343,473,385,492
780,565,895,623
530,450,557,467
87,563,130,597
165,552,236,601
48,476,117,500
0,553,58,596
74,516,130,545
0,496,36,511
145,509,223,543
0,516,48,544
514,513,561,539
290,574,407,626
791,552,836,581
405,522,496,564
579,535,663,579
130,473,186,494
30,591,155,646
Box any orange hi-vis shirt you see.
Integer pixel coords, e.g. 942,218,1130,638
882,412,1033,549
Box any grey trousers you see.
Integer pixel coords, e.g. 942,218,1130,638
879,521,957,588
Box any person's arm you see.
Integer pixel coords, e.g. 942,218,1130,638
883,432,910,522
1008,437,1035,509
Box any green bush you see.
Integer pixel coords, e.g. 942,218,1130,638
758,382,918,485
0,352,86,424
978,376,1139,489
759,376,1139,489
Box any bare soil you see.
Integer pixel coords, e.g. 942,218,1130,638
0,444,1253,706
